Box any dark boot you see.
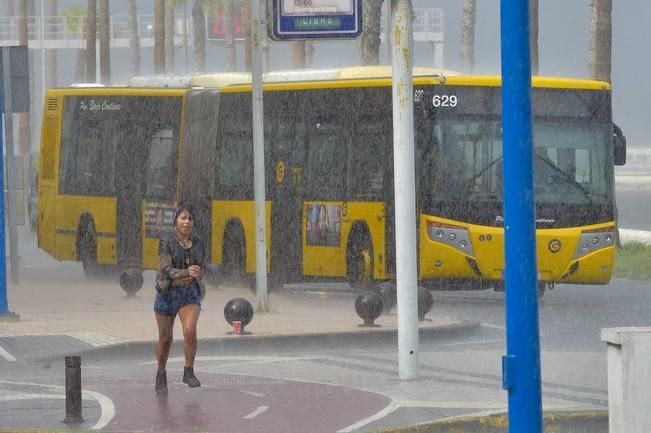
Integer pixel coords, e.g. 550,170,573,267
183,366,201,388
155,370,168,394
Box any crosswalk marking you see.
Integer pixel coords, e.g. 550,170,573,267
0,344,16,362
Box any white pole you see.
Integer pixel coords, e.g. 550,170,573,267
251,0,270,312
2,49,20,285
391,0,419,380
41,0,46,96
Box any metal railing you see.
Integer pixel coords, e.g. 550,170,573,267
0,8,444,45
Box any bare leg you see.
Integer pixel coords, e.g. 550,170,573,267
178,304,201,367
155,313,175,372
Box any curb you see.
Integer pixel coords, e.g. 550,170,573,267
375,410,607,433
37,320,481,363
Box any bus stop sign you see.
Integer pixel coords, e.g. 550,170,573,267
269,0,362,40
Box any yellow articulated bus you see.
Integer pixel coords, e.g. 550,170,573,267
38,66,626,295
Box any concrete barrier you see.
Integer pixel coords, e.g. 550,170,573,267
602,327,651,433
619,228,651,245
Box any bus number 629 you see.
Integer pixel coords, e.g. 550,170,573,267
432,94,457,107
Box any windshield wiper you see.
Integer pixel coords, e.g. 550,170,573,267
464,155,503,192
534,154,593,204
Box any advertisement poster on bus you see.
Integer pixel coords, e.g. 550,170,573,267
206,1,248,41
145,201,176,238
306,203,341,247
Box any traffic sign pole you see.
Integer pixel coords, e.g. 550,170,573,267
499,0,543,432
392,0,419,381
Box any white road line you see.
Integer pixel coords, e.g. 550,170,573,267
0,344,16,362
0,381,115,430
438,338,505,347
481,323,506,331
337,398,401,433
242,405,269,419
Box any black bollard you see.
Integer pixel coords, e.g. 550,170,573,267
417,286,434,321
374,281,397,314
63,356,84,424
224,298,254,333
355,291,384,326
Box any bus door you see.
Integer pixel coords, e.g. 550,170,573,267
268,93,305,285
115,105,148,271
303,89,350,278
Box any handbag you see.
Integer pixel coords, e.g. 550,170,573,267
155,270,171,295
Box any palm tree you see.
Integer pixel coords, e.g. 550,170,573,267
165,0,175,73
358,0,383,65
223,0,236,72
3,1,14,19
530,0,539,75
154,0,165,73
588,0,612,82
127,0,141,76
461,0,476,72
45,0,58,89
98,0,110,83
86,0,97,82
192,0,206,72
241,2,251,71
292,42,306,68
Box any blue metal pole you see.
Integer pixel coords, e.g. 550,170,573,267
499,1,543,433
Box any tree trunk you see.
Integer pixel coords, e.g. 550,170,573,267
358,0,383,66
241,2,251,71
589,0,612,82
45,0,59,89
530,0,539,75
291,42,306,69
154,0,165,73
192,1,205,72
86,0,97,82
223,0,236,72
127,0,141,77
461,0,476,73
98,0,110,83
75,49,87,82
4,1,14,18
165,0,175,73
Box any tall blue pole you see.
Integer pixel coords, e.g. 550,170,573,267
499,1,543,433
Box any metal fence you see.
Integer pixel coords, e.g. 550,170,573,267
0,8,443,46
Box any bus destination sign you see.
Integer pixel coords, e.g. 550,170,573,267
269,0,362,41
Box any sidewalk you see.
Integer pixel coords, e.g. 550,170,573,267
0,265,471,351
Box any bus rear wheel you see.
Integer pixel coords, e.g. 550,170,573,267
347,229,374,290
77,218,100,279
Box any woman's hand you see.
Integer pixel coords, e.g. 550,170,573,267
172,275,194,286
188,265,203,281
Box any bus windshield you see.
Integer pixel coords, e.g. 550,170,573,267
429,118,612,206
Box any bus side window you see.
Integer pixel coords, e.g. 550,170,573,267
145,128,177,200
215,93,253,199
305,90,348,199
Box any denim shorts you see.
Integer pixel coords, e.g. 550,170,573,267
154,284,201,316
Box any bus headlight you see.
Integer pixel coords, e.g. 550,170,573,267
572,227,615,259
426,220,475,256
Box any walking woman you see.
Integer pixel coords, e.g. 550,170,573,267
153,204,205,394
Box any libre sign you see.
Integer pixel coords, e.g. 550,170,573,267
269,0,362,40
